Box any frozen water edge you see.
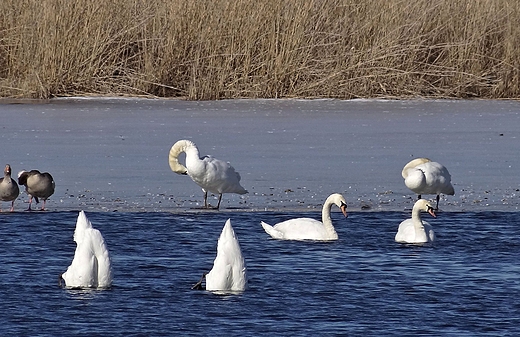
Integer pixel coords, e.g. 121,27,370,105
1,97,519,213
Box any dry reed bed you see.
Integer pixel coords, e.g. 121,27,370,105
0,0,519,99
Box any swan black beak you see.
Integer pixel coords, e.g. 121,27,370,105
340,203,348,218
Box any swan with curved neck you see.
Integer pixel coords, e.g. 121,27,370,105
261,193,348,241
169,140,247,210
402,158,454,210
395,199,436,244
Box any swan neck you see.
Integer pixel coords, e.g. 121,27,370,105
321,200,337,236
411,204,424,228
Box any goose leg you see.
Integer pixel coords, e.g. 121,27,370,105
27,196,33,211
10,200,15,212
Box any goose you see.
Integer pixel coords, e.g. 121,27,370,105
0,164,20,212
260,193,348,241
395,199,436,244
402,158,454,210
192,219,247,292
169,139,247,209
17,169,55,211
61,211,112,289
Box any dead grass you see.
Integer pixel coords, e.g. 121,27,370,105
0,0,519,99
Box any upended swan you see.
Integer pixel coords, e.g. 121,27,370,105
402,158,454,210
0,164,19,212
169,140,248,210
395,199,436,244
261,193,348,241
192,219,247,292
61,211,113,289
18,169,55,211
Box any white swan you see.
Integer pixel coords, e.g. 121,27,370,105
395,199,436,244
0,164,19,212
61,211,113,289
402,158,454,209
169,140,248,209
17,169,55,211
192,219,247,292
260,193,348,241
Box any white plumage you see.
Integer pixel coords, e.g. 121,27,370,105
261,193,348,241
402,158,454,209
169,140,247,209
61,211,112,289
395,199,436,244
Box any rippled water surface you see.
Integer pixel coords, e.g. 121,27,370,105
1,210,519,336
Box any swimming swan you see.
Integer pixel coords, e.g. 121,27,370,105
169,140,248,209
192,219,247,292
260,193,348,241
17,169,55,211
61,211,113,289
395,199,436,244
402,158,454,209
0,164,19,212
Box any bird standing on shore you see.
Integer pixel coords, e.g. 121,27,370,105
169,139,248,209
402,158,454,210
18,169,55,211
0,164,20,212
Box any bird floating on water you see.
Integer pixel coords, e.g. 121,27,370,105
395,199,436,244
260,193,348,241
192,219,247,293
169,139,247,210
61,211,113,289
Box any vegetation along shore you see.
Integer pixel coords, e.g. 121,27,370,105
1,0,519,100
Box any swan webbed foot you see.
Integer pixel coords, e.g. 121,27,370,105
191,273,207,290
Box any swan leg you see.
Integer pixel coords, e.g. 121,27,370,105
203,190,209,208
435,194,440,210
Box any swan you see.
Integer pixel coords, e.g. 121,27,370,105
61,211,113,289
192,219,247,292
0,164,19,212
395,199,436,244
169,139,248,209
402,158,454,209
260,193,348,241
17,169,55,211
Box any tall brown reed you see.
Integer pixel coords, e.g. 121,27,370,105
0,0,519,99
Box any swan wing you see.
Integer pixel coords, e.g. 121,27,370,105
267,218,330,241
195,156,247,194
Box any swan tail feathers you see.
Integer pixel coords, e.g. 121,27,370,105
261,221,284,239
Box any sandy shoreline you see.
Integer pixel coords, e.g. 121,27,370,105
1,97,519,213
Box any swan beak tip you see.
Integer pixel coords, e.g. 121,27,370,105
428,209,436,218
341,205,348,218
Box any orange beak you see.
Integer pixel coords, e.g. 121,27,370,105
428,208,436,218
340,203,348,218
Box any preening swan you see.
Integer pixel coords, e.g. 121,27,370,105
0,164,19,212
61,211,113,289
17,169,55,211
395,199,436,244
192,219,247,292
169,140,248,210
402,158,454,210
260,193,348,241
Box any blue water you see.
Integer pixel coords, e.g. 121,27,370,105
1,210,519,336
